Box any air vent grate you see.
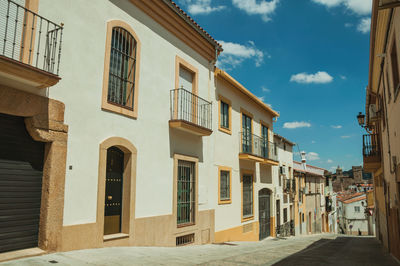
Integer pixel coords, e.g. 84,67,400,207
176,233,195,246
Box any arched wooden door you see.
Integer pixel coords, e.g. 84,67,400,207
259,188,271,240
104,147,124,235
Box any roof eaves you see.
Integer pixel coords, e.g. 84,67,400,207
164,0,223,51
215,68,280,117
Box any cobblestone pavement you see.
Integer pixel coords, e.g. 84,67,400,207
1,234,398,266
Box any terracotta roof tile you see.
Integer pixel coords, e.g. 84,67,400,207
167,0,222,49
343,196,366,204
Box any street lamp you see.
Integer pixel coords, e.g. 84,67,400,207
357,112,372,134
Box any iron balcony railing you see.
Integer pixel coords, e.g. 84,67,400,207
284,179,291,192
239,132,278,161
170,88,212,130
363,134,380,158
0,0,63,75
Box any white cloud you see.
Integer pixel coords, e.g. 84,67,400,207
306,152,320,161
232,0,279,22
290,71,333,84
179,0,226,15
340,75,347,80
331,125,342,129
258,96,266,102
283,121,311,129
327,159,333,163
341,135,351,139
311,0,372,15
344,23,353,28
357,17,371,34
329,166,337,172
262,86,271,93
311,140,316,144
217,40,265,69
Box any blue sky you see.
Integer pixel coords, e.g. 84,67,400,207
176,0,372,172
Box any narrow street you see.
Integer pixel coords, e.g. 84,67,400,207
1,234,398,266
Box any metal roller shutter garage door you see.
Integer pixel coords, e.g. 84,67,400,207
0,113,44,253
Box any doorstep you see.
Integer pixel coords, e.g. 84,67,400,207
0,247,46,263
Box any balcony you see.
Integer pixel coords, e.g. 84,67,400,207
326,196,332,212
0,0,63,88
169,88,212,136
284,179,291,193
239,132,278,165
291,179,296,193
363,134,381,172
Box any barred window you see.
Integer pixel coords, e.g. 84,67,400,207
242,175,253,218
177,160,195,225
107,27,137,110
220,170,230,201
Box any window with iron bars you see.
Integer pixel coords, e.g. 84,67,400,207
177,160,195,225
242,175,253,218
220,170,230,201
107,27,137,110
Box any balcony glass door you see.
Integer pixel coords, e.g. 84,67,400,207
242,114,252,153
261,125,268,158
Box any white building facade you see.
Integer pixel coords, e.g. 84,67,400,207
0,0,288,259
213,69,280,242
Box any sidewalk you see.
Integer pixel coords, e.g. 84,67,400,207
1,234,397,266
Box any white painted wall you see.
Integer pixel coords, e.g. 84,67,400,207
213,78,277,232
38,0,216,225
274,137,294,226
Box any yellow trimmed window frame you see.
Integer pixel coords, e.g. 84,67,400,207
218,166,232,204
218,95,232,134
241,170,254,222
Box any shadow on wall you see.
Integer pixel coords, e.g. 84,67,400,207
109,0,210,69
272,237,398,266
168,128,204,162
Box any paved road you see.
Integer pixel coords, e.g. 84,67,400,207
1,234,398,265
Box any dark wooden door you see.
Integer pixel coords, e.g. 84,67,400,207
259,189,271,240
276,199,281,227
0,113,44,253
104,147,124,235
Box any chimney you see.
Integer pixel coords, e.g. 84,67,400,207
301,151,307,170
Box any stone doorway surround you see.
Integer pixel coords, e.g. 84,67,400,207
0,86,68,259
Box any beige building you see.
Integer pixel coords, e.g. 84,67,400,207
213,69,280,242
359,0,400,260
293,158,327,235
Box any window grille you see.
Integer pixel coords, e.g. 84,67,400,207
220,101,229,129
107,27,137,110
242,175,253,218
177,160,195,225
354,206,360,213
176,233,194,246
220,170,230,201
